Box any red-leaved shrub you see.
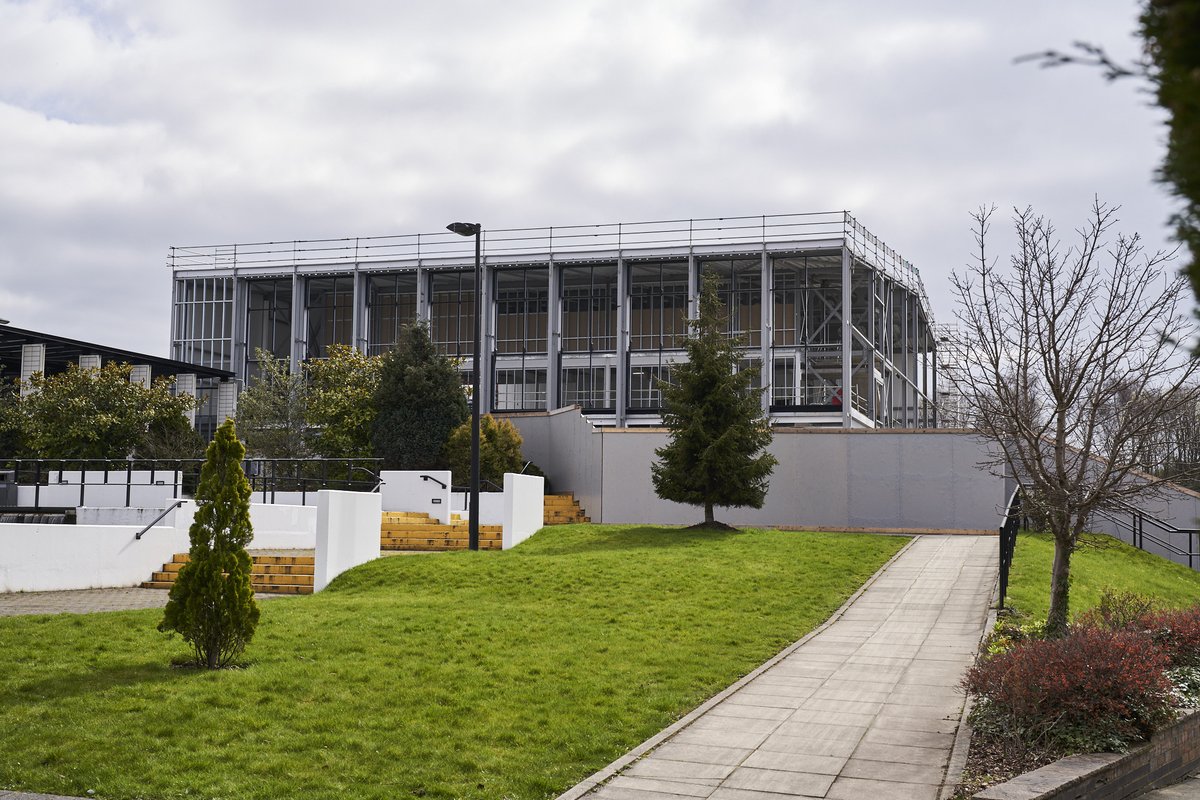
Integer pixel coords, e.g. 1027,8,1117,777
1142,607,1200,668
963,627,1175,752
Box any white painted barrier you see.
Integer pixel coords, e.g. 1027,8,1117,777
0,523,190,593
503,473,545,549
313,490,382,592
173,502,318,549
380,471,452,523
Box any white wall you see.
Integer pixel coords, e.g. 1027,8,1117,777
380,470,452,523
172,501,318,549
0,523,190,593
503,473,544,549
313,490,382,592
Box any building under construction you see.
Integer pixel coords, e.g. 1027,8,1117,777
169,212,941,433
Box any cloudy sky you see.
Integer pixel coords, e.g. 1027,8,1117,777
0,0,1176,357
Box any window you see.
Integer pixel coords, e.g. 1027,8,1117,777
494,268,549,354
701,258,761,346
560,366,616,409
366,272,418,355
172,277,233,370
429,270,475,357
246,279,293,378
561,264,617,352
629,261,689,350
629,364,672,409
305,276,353,359
493,368,547,411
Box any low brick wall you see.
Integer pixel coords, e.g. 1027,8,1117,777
975,710,1200,799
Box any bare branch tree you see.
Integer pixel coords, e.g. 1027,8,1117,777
951,200,1200,637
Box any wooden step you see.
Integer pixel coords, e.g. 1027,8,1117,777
543,493,588,524
142,552,314,594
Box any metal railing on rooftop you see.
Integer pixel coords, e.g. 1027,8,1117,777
168,211,929,308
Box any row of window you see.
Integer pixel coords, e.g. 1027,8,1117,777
489,359,843,412
174,255,862,375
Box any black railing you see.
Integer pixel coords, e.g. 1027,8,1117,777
0,457,384,511
1094,500,1200,569
998,487,1022,611
135,499,187,540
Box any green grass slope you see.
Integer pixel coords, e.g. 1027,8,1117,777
0,524,906,800
1007,532,1200,621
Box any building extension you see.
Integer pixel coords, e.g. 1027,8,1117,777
168,212,940,433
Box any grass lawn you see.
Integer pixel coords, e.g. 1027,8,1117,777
0,524,906,800
1006,532,1200,621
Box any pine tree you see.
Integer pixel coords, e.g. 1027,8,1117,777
372,321,469,470
159,418,259,668
652,272,777,528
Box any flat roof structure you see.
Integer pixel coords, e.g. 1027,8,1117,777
0,323,233,382
169,211,941,430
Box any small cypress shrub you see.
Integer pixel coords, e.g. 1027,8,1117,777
159,418,260,668
444,414,525,487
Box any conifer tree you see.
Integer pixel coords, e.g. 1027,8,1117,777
652,272,777,528
159,418,259,668
372,321,469,470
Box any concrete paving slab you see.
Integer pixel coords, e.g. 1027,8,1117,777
562,535,997,800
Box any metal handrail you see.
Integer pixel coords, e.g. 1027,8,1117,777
135,499,187,540
1094,502,1200,569
419,474,448,489
998,487,1022,610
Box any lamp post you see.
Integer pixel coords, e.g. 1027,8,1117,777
446,221,482,551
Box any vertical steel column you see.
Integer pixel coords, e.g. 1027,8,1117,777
352,262,365,354
290,270,304,373
840,247,853,427
760,249,771,417
546,258,560,411
615,255,628,427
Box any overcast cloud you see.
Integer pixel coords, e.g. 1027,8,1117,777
0,0,1177,355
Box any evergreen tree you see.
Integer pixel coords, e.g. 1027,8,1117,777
159,418,259,668
652,272,777,528
445,414,525,487
372,322,469,470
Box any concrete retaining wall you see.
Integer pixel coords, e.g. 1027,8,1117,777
380,470,452,523
504,409,1006,530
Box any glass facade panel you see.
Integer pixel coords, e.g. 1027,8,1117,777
429,270,475,357
493,368,548,411
172,277,234,370
561,264,617,352
246,279,293,378
702,258,761,346
771,357,795,406
560,366,615,409
629,261,689,350
628,364,671,410
366,272,418,355
494,268,549,354
305,276,353,359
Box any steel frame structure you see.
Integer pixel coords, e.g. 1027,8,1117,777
168,212,939,429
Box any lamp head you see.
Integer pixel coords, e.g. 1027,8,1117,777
446,222,481,237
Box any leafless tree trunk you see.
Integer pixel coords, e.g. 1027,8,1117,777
952,200,1199,637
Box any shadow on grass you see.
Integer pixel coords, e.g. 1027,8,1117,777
527,525,750,556
5,660,188,705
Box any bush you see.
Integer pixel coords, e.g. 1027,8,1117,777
963,627,1175,754
445,414,524,488
1076,588,1161,632
1143,607,1200,668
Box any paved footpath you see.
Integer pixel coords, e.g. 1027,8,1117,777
0,587,290,617
564,535,997,800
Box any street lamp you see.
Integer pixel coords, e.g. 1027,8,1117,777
446,221,483,551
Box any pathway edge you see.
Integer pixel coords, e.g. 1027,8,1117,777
553,532,923,800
